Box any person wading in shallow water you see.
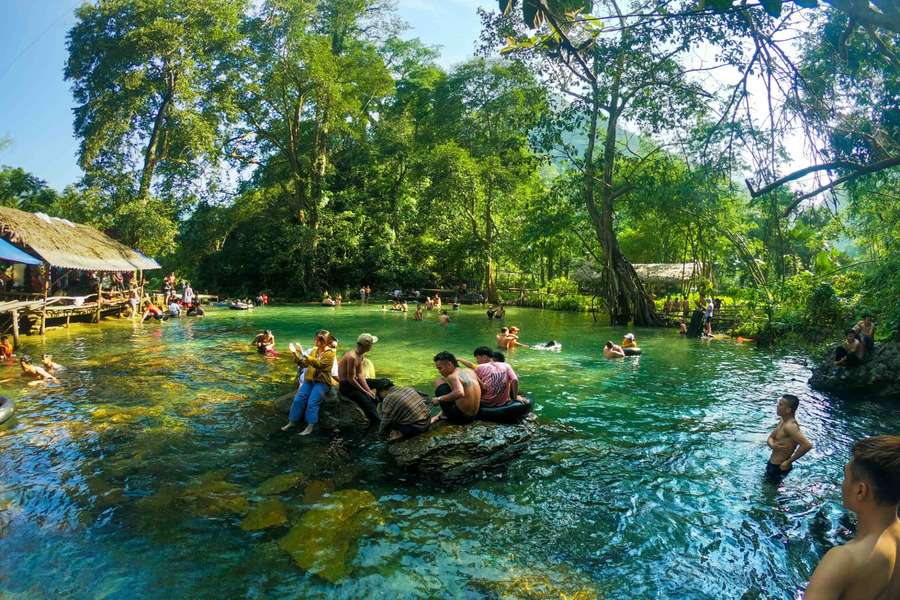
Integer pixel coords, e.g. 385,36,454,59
431,351,479,425
337,333,379,423
765,394,813,481
805,435,900,600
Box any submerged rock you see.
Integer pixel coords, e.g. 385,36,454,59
471,571,601,600
388,418,537,483
273,388,370,432
277,489,382,582
256,472,305,496
240,498,288,531
182,478,249,517
808,342,900,401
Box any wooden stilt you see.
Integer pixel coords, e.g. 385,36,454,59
94,277,103,323
39,265,49,335
65,314,70,328
11,309,19,350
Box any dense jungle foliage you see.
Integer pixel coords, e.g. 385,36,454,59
0,0,896,339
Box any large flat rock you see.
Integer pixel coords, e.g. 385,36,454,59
273,387,370,431
808,342,900,401
388,417,537,483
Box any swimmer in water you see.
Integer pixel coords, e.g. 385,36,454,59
438,310,450,324
41,354,63,373
20,355,59,384
603,341,626,359
622,333,637,348
253,330,276,356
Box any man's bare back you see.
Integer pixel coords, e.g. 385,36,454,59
338,349,360,383
450,368,480,416
806,520,900,600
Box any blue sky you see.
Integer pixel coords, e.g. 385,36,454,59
0,0,493,190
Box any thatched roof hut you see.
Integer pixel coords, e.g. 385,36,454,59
0,206,160,272
574,261,703,285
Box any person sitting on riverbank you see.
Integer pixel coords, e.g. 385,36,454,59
603,341,626,359
414,303,423,320
805,435,900,599
282,330,338,435
141,302,166,322
835,330,864,367
853,314,876,357
41,354,63,374
253,330,276,356
433,293,442,309
374,379,431,442
0,336,14,361
438,310,450,324
20,355,59,384
460,347,530,424
765,394,813,481
431,351,479,425
622,333,637,348
337,333,380,423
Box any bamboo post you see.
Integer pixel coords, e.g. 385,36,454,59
39,265,49,335
11,308,19,349
94,276,103,323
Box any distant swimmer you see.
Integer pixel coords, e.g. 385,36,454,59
765,394,813,481
41,354,63,373
622,333,637,348
438,310,450,324
253,330,277,357
603,341,625,358
20,355,59,384
805,436,900,600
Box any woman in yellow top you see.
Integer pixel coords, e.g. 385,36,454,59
622,333,637,348
281,329,338,435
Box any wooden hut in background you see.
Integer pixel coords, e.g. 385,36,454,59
0,206,160,342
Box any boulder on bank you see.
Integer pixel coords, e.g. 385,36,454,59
388,417,537,483
273,388,370,432
809,341,900,401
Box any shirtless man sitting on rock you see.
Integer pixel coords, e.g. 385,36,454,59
337,333,379,423
805,435,900,600
765,394,813,481
431,351,480,425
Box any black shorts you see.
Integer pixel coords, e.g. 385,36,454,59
765,461,791,480
435,383,475,425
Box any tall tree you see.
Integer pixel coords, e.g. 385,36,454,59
65,0,244,253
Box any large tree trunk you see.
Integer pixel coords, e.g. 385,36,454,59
583,65,662,326
484,192,498,303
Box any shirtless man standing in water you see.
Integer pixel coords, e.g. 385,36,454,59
766,394,813,480
805,435,900,600
431,351,480,425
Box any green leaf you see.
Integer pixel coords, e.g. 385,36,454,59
760,0,783,17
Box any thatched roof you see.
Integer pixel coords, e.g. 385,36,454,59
0,207,160,272
574,261,702,284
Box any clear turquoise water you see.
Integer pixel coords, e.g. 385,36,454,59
0,305,897,599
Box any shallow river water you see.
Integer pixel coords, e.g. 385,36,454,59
0,305,898,599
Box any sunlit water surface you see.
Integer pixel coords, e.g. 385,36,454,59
1,305,897,599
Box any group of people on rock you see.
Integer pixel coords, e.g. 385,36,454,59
834,314,876,367
275,329,531,441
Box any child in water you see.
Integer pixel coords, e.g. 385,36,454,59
41,354,63,373
0,336,14,361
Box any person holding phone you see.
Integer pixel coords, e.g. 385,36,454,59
282,330,337,435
